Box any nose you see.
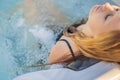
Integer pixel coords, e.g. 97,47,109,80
103,3,114,11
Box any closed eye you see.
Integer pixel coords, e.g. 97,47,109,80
105,14,113,20
105,8,120,20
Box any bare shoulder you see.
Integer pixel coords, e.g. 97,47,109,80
49,26,84,63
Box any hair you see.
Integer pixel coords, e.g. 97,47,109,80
64,22,120,63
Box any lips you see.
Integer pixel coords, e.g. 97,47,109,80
94,5,103,11
89,5,104,15
96,5,102,10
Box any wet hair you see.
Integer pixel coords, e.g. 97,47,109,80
64,26,120,63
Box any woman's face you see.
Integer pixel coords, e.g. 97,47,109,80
87,3,120,37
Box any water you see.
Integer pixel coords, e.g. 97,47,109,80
0,0,118,80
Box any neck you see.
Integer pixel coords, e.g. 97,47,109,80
77,24,94,37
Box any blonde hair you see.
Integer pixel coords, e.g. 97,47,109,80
64,29,120,63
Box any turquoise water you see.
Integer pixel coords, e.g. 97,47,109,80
52,0,116,21
0,1,21,80
0,0,118,80
0,0,19,10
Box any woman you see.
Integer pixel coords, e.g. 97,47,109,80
49,2,120,64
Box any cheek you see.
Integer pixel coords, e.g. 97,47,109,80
106,17,120,30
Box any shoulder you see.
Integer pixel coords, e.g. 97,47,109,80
76,24,86,31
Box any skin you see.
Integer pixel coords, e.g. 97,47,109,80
49,3,120,63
